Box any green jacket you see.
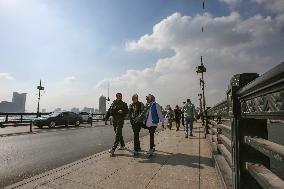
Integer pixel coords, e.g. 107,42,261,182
182,102,196,118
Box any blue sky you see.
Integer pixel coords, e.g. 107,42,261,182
0,0,283,112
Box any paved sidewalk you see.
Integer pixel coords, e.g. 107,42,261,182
6,123,220,189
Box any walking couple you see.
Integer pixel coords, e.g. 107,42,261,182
105,93,164,157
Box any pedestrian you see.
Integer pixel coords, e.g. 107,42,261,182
182,98,197,138
129,94,144,156
105,93,129,156
144,94,164,156
174,105,182,131
165,106,174,130
181,101,186,126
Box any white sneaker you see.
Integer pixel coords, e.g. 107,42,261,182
109,149,115,156
118,146,126,150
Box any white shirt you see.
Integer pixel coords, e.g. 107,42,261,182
146,102,164,127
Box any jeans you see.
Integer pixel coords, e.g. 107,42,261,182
112,124,125,150
149,126,157,149
185,116,193,135
132,124,141,151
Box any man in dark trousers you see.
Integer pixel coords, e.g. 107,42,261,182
181,101,186,126
105,93,129,156
129,94,144,156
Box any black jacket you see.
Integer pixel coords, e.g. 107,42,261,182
105,99,129,125
129,101,144,125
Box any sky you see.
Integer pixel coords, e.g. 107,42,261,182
0,0,283,112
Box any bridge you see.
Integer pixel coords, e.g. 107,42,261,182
206,62,284,189
1,62,284,189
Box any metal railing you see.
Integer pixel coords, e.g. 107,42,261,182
0,112,51,131
207,62,284,189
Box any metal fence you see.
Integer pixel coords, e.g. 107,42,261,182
207,62,284,189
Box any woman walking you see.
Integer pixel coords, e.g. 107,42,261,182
165,106,174,130
145,94,164,156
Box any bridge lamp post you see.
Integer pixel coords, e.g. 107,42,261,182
196,56,209,134
198,93,204,125
36,80,45,117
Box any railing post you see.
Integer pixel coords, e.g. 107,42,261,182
90,114,93,127
5,114,8,122
30,120,33,132
230,73,269,189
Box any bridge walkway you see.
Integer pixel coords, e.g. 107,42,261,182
6,122,220,189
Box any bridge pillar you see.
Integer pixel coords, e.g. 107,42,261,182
229,73,269,189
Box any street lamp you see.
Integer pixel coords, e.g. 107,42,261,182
36,80,45,117
196,56,208,134
198,93,204,125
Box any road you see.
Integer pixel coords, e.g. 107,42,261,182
0,122,160,188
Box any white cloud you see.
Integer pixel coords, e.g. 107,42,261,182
0,73,14,80
98,11,284,107
219,0,240,5
63,76,76,84
252,0,284,13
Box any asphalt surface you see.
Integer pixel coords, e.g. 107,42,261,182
0,122,161,188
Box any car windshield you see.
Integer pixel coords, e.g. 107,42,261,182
48,112,61,117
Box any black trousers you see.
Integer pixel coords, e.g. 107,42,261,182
149,126,157,149
131,124,141,151
112,124,125,150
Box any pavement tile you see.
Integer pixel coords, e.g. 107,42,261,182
146,177,194,189
44,178,94,189
96,176,147,189
37,185,55,189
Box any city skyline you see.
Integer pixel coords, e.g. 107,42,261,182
0,0,283,111
0,92,26,113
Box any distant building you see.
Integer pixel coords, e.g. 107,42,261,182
99,96,106,114
53,108,62,112
0,92,27,113
71,107,80,113
94,109,99,113
81,107,94,113
12,92,27,112
42,109,46,113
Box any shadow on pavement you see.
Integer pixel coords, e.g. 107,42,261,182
137,152,213,169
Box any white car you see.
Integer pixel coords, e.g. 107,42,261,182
79,112,92,123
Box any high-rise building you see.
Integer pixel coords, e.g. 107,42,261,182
12,92,27,112
0,92,27,113
99,95,106,114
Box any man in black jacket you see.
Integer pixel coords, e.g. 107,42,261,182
105,93,129,156
129,94,144,155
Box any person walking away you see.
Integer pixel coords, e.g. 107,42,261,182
165,106,174,130
129,94,144,156
174,105,182,131
145,94,164,156
182,98,197,138
105,93,129,156
181,101,186,127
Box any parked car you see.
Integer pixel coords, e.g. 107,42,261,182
33,111,82,129
79,112,92,123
